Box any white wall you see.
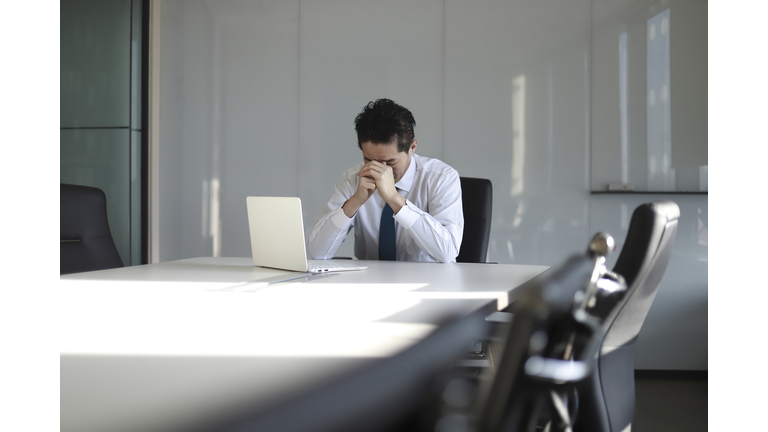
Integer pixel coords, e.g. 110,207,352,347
158,0,707,370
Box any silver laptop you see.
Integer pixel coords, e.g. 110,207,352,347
246,196,367,274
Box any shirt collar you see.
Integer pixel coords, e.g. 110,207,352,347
395,153,417,192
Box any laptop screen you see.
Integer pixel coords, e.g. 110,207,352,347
246,196,310,272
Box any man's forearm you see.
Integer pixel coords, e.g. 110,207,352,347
395,203,462,263
342,196,364,218
383,191,407,215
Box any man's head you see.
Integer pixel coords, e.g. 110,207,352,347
354,99,416,153
354,99,418,183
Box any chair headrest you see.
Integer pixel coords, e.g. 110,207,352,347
648,200,680,222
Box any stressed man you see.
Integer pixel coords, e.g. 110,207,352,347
307,98,463,262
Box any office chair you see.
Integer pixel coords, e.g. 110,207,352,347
468,236,621,432
575,200,680,432
457,177,493,263
60,184,124,275
425,232,622,432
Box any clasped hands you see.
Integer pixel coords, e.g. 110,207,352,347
342,161,406,218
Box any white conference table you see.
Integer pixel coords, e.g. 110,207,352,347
60,257,549,432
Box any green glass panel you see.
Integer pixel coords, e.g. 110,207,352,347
61,129,130,267
60,0,131,128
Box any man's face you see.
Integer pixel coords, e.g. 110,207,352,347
361,140,417,184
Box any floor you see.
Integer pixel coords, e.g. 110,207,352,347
633,378,708,432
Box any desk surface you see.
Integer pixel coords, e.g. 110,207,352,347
60,257,548,432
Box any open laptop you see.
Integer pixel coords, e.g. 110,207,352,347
246,196,368,274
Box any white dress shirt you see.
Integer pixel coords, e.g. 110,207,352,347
306,154,464,263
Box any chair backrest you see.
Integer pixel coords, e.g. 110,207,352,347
474,254,602,432
60,184,124,275
604,200,679,349
576,200,680,432
457,177,492,263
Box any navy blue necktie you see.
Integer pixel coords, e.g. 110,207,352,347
379,202,396,261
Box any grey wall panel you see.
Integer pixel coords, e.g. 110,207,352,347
160,0,301,260
444,0,592,265
160,0,218,261
214,2,301,258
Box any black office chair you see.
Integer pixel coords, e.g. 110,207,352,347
575,200,680,432
457,177,493,263
470,242,617,432
60,184,124,275
424,232,623,432
197,312,489,432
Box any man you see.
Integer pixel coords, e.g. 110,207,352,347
306,98,463,263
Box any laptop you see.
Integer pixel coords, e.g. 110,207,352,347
246,196,368,274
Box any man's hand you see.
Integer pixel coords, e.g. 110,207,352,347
342,171,377,218
357,161,406,213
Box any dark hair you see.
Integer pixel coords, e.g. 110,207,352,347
354,98,416,153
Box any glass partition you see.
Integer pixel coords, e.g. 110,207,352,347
60,0,144,265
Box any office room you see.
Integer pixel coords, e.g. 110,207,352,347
6,0,753,430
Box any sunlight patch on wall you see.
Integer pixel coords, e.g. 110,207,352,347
511,75,526,197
